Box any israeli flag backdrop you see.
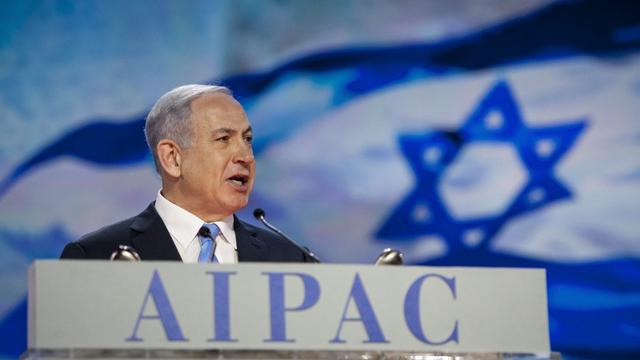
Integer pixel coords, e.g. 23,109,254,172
1,0,639,358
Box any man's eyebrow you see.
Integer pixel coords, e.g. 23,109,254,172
212,127,252,134
212,128,236,135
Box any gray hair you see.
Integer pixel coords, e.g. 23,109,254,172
145,84,231,171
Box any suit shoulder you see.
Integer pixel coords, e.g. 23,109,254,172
240,220,279,239
237,219,311,262
79,216,137,242
239,219,291,247
60,216,138,259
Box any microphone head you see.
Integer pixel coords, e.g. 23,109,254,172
375,248,404,265
110,245,141,261
253,208,266,220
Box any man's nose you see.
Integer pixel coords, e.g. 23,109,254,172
233,142,255,164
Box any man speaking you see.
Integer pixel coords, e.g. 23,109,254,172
61,84,313,263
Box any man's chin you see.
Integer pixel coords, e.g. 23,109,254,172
223,196,251,213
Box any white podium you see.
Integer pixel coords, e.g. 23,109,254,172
24,261,560,359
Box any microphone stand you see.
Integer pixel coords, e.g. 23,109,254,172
253,208,321,263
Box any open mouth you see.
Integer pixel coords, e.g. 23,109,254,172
227,174,249,187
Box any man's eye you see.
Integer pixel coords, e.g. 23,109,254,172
245,135,253,143
216,136,230,142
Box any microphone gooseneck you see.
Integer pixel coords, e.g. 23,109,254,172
253,208,321,263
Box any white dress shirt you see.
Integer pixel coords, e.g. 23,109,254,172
154,190,238,263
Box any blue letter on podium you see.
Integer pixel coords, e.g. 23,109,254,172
126,270,187,342
404,274,458,345
263,272,320,342
330,273,388,344
206,271,237,342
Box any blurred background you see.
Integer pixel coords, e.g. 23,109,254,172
1,0,639,358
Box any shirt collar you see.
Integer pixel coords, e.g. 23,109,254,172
154,190,237,250
212,215,237,250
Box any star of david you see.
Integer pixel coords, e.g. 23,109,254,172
375,81,587,253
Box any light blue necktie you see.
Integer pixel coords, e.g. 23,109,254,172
198,223,220,263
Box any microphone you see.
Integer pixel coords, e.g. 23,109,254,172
375,248,404,265
110,245,141,261
253,208,321,263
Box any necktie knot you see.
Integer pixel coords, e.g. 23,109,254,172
199,223,220,240
198,223,220,263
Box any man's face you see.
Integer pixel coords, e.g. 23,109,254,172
176,92,255,220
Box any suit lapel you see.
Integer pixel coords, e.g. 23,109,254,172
129,203,182,261
235,216,268,262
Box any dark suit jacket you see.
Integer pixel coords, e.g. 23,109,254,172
60,203,311,262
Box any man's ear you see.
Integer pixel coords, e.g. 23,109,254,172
156,140,182,178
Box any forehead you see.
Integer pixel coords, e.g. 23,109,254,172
190,92,250,128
